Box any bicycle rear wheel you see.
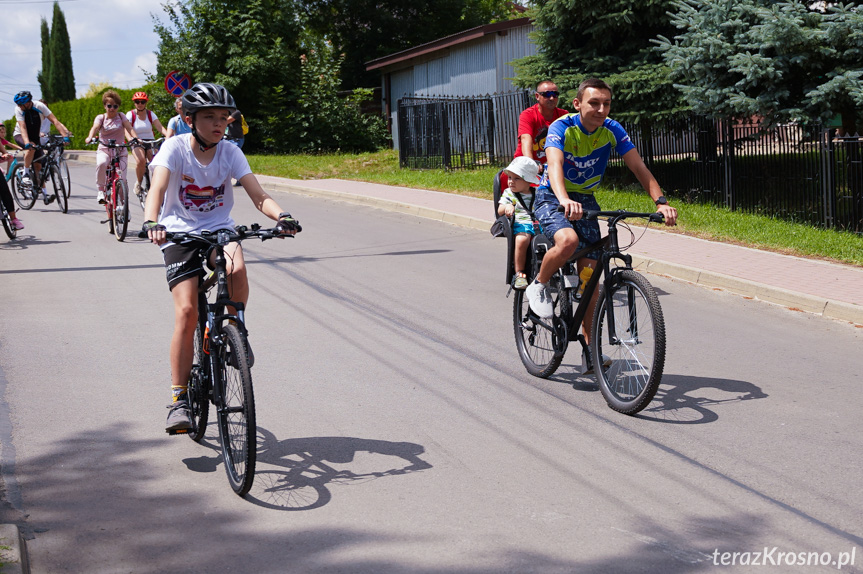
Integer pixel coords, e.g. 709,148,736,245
112,178,129,241
187,321,210,442
11,165,36,211
215,323,256,496
59,157,71,198
513,272,570,378
592,270,666,415
51,165,68,213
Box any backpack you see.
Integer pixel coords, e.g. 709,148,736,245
241,114,249,135
127,109,154,126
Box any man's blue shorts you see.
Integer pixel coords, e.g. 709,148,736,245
534,186,602,261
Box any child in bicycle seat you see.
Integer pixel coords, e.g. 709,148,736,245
142,82,300,434
497,156,542,290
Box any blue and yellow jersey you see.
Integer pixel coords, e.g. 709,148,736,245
540,113,635,195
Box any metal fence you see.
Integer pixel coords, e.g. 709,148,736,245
396,91,531,170
605,117,863,233
396,96,862,232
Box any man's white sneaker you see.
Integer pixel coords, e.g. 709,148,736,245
525,280,554,318
97,190,106,204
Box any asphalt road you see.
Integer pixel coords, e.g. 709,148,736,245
1,162,861,573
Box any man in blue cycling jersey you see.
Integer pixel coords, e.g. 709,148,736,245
525,79,678,365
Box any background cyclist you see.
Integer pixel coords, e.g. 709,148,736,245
164,98,191,138
126,91,168,199
84,90,140,205
142,82,299,433
12,90,72,204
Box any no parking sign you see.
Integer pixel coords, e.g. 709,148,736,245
164,71,192,97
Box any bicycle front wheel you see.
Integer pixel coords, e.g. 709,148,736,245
215,323,256,496
51,165,68,213
187,321,210,443
11,165,36,211
112,178,129,241
1,209,16,239
592,270,666,415
513,273,570,378
138,167,149,211
59,157,71,198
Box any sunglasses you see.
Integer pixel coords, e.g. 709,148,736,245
134,100,147,104
538,91,559,98
105,104,119,109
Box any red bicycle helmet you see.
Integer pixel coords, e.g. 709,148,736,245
133,91,149,102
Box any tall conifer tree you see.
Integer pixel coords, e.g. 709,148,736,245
47,1,75,102
37,18,52,102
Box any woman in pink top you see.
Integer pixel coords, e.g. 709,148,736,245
85,90,140,204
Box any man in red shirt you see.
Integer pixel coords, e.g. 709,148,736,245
514,80,568,163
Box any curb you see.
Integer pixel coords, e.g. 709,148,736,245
0,524,27,574
261,180,863,327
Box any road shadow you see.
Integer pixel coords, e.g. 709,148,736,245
0,235,70,250
182,427,432,511
549,366,766,425
635,374,767,424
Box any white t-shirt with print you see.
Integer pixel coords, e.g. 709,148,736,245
150,135,253,233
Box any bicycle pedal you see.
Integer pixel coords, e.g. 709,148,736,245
166,428,191,436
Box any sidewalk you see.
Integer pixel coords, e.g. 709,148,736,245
66,150,863,326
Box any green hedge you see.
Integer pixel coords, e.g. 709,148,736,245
3,82,176,150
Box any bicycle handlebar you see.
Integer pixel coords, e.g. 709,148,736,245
556,206,664,224
137,224,293,242
88,139,133,148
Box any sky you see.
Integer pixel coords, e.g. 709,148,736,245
0,0,167,105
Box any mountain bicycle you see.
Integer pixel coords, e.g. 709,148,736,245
134,138,164,211
512,208,667,415
139,223,298,496
89,139,131,241
9,139,69,213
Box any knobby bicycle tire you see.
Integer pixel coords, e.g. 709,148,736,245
51,165,68,213
513,271,570,378
11,165,36,211
113,178,129,241
215,323,256,496
592,270,666,415
1,209,16,239
187,321,210,443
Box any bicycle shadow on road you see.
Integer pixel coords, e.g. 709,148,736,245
0,235,69,250
548,368,766,425
182,429,432,511
635,374,767,424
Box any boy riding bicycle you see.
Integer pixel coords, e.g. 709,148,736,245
526,78,677,350
143,82,300,433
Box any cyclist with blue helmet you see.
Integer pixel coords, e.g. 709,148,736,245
13,90,72,204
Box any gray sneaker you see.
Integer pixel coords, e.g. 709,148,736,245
525,280,554,318
165,399,193,433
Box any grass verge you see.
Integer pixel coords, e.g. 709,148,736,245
247,149,863,267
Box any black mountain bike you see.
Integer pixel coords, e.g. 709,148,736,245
10,138,70,213
513,209,667,415
142,224,295,496
135,138,164,211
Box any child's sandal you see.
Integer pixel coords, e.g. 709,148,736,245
513,272,528,290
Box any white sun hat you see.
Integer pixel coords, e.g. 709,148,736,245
504,156,542,185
